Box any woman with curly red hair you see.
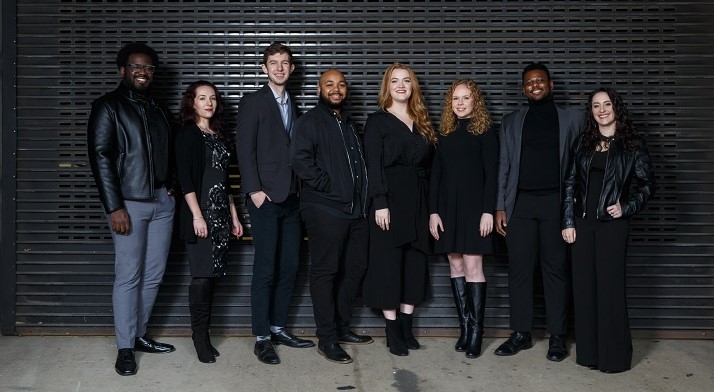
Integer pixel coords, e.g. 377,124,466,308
429,79,498,358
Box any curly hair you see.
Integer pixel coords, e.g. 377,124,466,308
116,41,159,69
583,87,638,153
377,63,437,144
179,80,226,139
439,79,492,136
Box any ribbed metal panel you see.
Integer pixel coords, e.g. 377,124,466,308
10,0,714,335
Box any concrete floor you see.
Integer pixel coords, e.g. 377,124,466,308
0,335,712,392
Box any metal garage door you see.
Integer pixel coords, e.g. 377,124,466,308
3,0,713,338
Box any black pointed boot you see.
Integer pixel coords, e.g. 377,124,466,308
189,278,216,363
450,277,470,352
398,312,420,350
465,282,487,358
385,318,408,356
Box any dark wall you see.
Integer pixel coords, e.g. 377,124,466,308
6,0,714,336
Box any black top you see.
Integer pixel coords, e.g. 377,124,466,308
429,119,498,254
518,97,560,193
364,108,433,250
586,150,608,219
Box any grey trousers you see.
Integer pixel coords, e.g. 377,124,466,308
109,187,175,349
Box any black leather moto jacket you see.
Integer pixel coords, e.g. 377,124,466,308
87,83,172,214
562,133,657,229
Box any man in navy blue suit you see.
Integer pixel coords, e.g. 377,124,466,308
236,42,314,365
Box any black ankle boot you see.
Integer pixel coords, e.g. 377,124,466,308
385,318,408,356
465,282,487,358
450,277,470,352
398,312,420,350
189,278,216,363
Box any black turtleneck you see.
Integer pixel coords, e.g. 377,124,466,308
518,96,560,193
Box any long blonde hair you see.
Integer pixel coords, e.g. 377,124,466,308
439,79,492,136
377,63,437,144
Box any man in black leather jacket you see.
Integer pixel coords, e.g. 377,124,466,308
87,42,176,376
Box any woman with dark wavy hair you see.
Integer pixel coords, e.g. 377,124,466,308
175,80,243,363
363,63,436,356
429,79,497,358
562,87,657,373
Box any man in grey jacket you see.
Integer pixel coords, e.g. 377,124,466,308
494,63,584,362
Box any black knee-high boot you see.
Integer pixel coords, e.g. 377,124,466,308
207,279,219,357
450,277,470,352
189,278,216,363
465,282,487,358
399,312,420,350
385,318,408,356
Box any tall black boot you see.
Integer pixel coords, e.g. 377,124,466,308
385,318,408,356
450,277,470,352
398,312,420,350
189,278,216,363
465,282,487,358
207,279,219,357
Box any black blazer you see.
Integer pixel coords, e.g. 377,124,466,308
236,84,298,203
496,104,585,222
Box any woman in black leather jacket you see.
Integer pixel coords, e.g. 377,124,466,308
561,87,656,373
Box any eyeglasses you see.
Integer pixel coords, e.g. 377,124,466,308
125,64,156,73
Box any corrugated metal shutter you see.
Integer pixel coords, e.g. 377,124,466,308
10,0,714,336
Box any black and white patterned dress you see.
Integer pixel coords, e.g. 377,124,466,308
186,132,232,277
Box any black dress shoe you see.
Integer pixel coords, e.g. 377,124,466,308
546,334,568,362
254,340,280,365
135,334,176,354
338,330,374,345
271,330,315,348
318,342,353,364
115,348,137,376
494,331,533,356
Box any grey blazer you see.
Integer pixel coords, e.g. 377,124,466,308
496,104,585,222
236,84,298,203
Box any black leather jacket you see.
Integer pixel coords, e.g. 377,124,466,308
87,83,172,214
562,133,657,229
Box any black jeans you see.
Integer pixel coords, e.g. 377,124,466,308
247,195,301,337
301,206,369,344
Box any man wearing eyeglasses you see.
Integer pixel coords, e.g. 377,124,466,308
87,41,175,376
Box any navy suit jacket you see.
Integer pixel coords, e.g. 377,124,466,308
236,84,298,203
496,103,585,222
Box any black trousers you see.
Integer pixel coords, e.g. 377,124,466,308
363,210,429,309
247,195,301,337
505,191,568,334
572,216,632,372
301,207,369,344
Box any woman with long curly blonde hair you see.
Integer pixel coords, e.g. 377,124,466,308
429,79,498,359
363,63,436,356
